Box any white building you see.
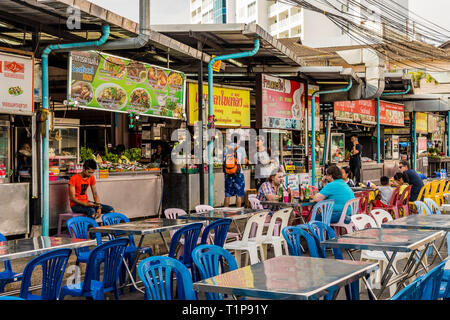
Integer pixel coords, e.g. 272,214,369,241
190,0,410,48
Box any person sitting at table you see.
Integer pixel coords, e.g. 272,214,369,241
393,172,409,195
257,167,283,210
398,160,423,202
312,165,355,224
69,159,114,219
368,176,394,210
341,166,355,188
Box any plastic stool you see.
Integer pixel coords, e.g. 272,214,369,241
56,213,85,237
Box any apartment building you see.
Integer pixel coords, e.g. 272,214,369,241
190,0,409,48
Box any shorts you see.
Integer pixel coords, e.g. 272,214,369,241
225,173,245,198
71,203,114,219
374,200,387,208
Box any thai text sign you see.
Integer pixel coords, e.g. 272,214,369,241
334,100,404,126
416,113,428,133
187,82,250,128
0,51,34,114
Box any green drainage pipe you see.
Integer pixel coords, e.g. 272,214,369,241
311,80,353,187
207,39,259,206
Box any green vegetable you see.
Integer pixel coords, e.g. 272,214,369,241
123,148,142,162
103,145,120,163
80,147,95,162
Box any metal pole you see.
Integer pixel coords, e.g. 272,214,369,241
198,42,205,205
377,98,381,163
413,112,417,171
311,80,353,187
207,39,260,206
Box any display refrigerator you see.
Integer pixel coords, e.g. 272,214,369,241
49,118,80,177
385,135,400,160
329,133,345,164
0,120,10,183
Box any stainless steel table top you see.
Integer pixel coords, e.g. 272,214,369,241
381,214,450,232
89,218,206,236
182,208,266,221
193,256,378,300
0,236,96,262
321,228,444,252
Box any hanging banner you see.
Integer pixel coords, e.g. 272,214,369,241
68,51,185,120
256,74,305,130
416,113,428,133
418,136,428,153
187,81,250,128
379,101,404,127
0,51,34,115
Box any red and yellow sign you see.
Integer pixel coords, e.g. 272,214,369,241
334,100,404,126
211,55,221,73
416,112,428,133
187,82,250,128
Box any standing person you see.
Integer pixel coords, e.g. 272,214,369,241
253,135,276,191
17,142,32,180
398,160,424,201
151,143,168,168
69,159,114,219
341,166,355,187
312,165,355,224
349,135,363,185
223,134,248,208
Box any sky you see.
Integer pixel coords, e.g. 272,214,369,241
87,0,450,32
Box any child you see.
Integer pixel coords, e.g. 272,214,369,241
369,176,394,210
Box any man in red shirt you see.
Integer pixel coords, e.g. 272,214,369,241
69,159,113,219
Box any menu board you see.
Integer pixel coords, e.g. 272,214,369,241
0,51,34,115
68,51,185,120
187,81,250,128
334,100,404,126
256,74,305,130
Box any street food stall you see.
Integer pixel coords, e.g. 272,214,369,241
0,49,37,236
47,50,188,228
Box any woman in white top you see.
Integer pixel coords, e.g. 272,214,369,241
341,166,355,188
253,136,277,190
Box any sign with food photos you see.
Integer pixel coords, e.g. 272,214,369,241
68,51,185,120
0,51,34,115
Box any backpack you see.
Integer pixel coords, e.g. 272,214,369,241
224,146,240,175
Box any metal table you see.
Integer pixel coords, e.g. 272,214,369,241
193,255,378,300
180,208,266,237
321,228,444,299
381,214,450,265
89,218,206,293
0,236,97,262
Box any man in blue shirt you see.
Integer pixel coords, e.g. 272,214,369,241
398,160,424,202
312,165,355,223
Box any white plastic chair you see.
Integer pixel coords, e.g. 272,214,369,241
224,211,269,267
248,197,264,210
164,208,188,239
195,205,215,213
248,197,279,237
370,209,394,227
248,194,257,199
351,214,410,296
424,198,442,215
260,208,292,258
330,198,359,236
414,200,432,215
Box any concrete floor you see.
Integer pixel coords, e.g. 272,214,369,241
2,218,448,300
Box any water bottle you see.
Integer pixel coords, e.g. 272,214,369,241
440,168,445,179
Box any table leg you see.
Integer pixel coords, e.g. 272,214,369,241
121,235,146,293
429,231,447,266
232,219,242,238
346,249,377,300
376,251,399,299
160,231,170,252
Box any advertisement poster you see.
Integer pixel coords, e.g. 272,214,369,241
187,82,250,128
68,51,185,119
418,136,428,153
379,101,404,127
0,51,34,115
334,100,404,126
416,113,428,133
257,74,305,130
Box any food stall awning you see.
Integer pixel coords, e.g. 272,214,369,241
384,94,450,112
299,66,361,83
150,23,306,75
0,0,210,69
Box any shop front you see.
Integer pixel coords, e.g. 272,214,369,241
47,50,187,228
0,48,37,236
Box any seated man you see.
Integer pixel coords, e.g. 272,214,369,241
257,168,283,210
69,159,114,219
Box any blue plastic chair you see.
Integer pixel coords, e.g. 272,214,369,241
391,278,422,300
281,226,321,257
66,217,103,266
200,218,232,247
439,268,450,299
19,248,72,300
168,222,204,282
0,233,23,293
60,238,129,300
137,256,197,300
102,213,153,293
309,200,335,226
417,259,446,300
308,221,360,300
192,244,238,300
0,296,24,300
423,198,442,215
414,200,432,215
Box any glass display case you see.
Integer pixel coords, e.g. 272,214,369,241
0,121,10,183
385,135,400,160
49,119,79,174
329,133,345,163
